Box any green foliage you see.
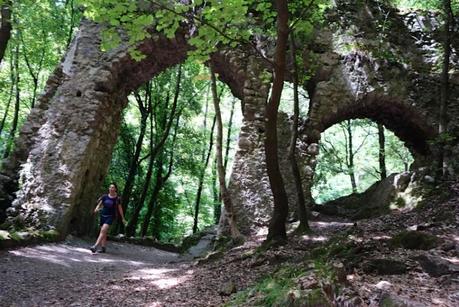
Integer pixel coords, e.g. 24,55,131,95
103,61,241,242
0,0,80,155
313,119,413,204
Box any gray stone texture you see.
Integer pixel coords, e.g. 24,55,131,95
1,1,458,238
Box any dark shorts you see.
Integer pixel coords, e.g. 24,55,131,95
100,214,114,226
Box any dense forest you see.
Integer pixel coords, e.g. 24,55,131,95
0,0,458,306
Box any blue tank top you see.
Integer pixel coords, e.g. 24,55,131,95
100,194,119,217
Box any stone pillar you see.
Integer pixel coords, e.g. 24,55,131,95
1,20,128,236
221,56,271,235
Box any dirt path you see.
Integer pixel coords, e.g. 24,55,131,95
0,219,354,307
0,237,189,306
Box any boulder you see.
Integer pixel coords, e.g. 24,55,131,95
363,259,407,275
417,253,459,277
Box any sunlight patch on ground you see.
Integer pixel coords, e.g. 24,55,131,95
9,244,148,267
442,256,459,264
301,234,328,242
371,235,391,240
310,221,354,229
128,268,191,289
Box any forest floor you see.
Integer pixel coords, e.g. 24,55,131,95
0,187,458,306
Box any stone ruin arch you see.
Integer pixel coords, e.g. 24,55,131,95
0,19,257,237
1,0,458,238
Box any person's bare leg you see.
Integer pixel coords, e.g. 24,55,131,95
92,224,109,249
101,225,110,249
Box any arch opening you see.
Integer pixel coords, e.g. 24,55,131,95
312,118,414,205
74,62,243,240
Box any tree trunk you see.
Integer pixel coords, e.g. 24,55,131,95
210,67,241,239
0,49,14,135
378,123,387,180
346,120,357,193
126,66,181,236
211,158,220,224
3,41,19,159
0,1,12,66
437,0,453,179
288,33,310,233
223,98,236,171
118,85,151,233
141,114,179,237
65,0,76,49
192,116,216,234
266,0,289,243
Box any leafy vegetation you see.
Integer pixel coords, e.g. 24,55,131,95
313,119,413,204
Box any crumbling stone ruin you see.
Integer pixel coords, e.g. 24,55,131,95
0,0,457,237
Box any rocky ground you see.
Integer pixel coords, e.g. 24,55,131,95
0,187,457,306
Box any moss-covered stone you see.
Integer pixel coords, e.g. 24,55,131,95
362,259,407,275
39,229,60,241
278,288,332,307
390,230,438,250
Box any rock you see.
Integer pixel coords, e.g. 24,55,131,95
218,281,237,296
374,281,392,291
390,231,438,250
417,254,459,277
362,259,407,275
440,241,455,252
378,292,425,307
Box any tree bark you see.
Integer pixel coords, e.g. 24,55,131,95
118,84,151,233
223,98,236,171
126,66,181,236
210,67,241,239
437,0,453,178
140,114,179,237
345,120,357,193
192,116,216,234
0,1,12,66
266,0,290,242
211,158,220,224
3,40,19,160
0,49,14,136
378,123,387,180
288,33,310,233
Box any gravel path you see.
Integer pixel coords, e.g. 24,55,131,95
0,236,185,307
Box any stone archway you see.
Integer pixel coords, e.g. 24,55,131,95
1,0,458,239
0,19,261,237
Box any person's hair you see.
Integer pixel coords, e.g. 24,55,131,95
108,182,118,192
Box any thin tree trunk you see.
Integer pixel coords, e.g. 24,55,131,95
378,123,387,180
0,49,14,135
210,68,241,239
126,66,181,236
345,120,357,193
3,40,19,159
288,33,310,233
20,32,45,109
141,114,180,237
211,157,220,224
192,116,216,234
118,85,151,233
126,107,156,237
266,0,290,242
438,0,453,178
65,0,76,49
0,1,12,66
223,98,236,171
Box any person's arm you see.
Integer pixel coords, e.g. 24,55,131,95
118,201,127,225
94,199,102,214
